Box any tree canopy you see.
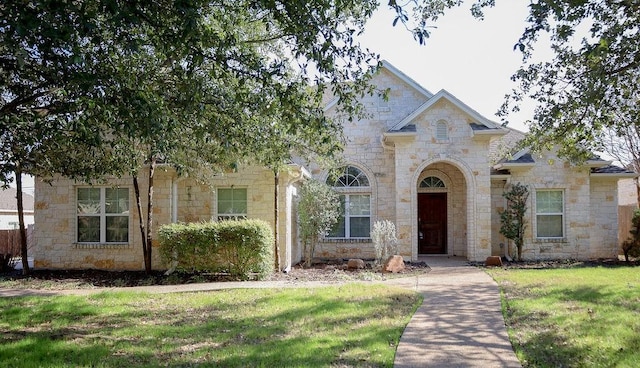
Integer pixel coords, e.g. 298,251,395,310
502,0,640,162
1,0,390,272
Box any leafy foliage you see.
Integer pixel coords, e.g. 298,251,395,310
499,183,529,261
403,1,640,165
1,0,385,273
158,220,274,280
622,209,640,263
497,0,640,162
371,220,398,264
298,180,341,266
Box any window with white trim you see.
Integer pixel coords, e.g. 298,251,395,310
536,190,564,238
217,187,247,221
77,187,129,243
327,166,371,238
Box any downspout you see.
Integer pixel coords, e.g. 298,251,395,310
285,165,311,273
172,178,178,223
165,176,179,275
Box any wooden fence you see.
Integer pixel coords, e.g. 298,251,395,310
619,205,637,246
0,229,22,257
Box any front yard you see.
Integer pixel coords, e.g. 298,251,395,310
0,284,421,367
489,265,640,368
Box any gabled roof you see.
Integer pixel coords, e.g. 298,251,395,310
492,149,638,178
493,148,536,170
380,60,434,99
389,89,506,136
323,60,433,112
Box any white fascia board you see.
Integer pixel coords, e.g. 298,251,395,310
390,89,504,132
585,159,613,168
590,172,638,179
380,60,434,98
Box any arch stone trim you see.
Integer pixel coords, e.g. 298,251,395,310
410,156,477,261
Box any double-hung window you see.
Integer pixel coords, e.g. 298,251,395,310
77,187,129,243
327,166,371,238
217,187,247,221
536,190,564,238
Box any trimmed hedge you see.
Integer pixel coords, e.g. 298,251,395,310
158,219,274,280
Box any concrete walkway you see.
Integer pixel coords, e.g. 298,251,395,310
393,256,521,368
0,257,521,367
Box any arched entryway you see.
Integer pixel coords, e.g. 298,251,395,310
417,177,448,254
414,162,470,257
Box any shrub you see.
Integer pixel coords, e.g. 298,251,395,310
371,220,398,265
499,183,529,261
298,179,340,266
158,219,274,280
622,209,640,262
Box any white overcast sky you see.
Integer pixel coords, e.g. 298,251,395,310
358,1,535,133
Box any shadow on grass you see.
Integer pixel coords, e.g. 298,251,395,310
0,286,418,367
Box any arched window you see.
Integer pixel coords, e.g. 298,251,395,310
330,166,370,187
436,120,448,140
326,166,371,238
419,176,445,188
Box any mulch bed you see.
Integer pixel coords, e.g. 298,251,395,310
2,258,636,290
0,260,431,289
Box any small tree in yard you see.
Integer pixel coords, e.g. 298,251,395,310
499,183,529,262
622,209,640,263
371,220,398,265
298,180,340,267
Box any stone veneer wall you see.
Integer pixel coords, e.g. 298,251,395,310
589,178,621,258
618,178,637,206
506,153,622,260
490,179,509,257
392,98,494,262
33,173,168,270
34,166,300,271
314,72,498,262
313,68,426,261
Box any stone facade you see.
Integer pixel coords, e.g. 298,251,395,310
33,165,304,270
311,62,636,262
32,61,637,270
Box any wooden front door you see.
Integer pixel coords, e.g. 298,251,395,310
418,193,447,254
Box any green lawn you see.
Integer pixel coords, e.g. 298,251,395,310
489,266,640,368
0,284,421,368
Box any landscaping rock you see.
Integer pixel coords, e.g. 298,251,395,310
485,256,503,267
383,255,405,273
347,259,365,270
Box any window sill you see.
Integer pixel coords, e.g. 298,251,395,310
322,238,372,243
534,238,567,243
74,243,131,249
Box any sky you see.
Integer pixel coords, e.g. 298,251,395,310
358,1,535,133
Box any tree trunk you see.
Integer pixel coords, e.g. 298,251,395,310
133,175,148,271
16,170,29,275
145,156,156,273
273,171,281,272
